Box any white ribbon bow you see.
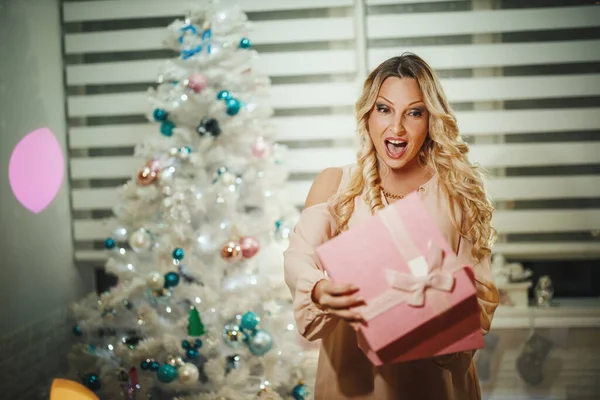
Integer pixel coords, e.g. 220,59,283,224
384,243,455,306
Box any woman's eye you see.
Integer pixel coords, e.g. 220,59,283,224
376,104,389,113
408,109,423,118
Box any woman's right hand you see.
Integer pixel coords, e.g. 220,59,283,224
312,279,365,323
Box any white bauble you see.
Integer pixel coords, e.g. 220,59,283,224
147,272,164,290
177,362,200,385
129,228,152,252
220,171,236,186
112,226,128,241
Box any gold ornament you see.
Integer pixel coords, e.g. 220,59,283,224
152,288,170,299
137,166,158,186
166,355,185,367
220,240,242,261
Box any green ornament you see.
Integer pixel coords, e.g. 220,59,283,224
188,307,205,336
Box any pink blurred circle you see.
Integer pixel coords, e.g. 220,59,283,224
8,127,64,213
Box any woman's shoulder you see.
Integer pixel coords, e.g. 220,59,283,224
304,164,356,208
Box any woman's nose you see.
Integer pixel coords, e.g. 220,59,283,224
390,117,404,135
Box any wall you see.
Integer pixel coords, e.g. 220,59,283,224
0,0,93,398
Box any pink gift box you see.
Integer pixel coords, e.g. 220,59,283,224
316,192,483,366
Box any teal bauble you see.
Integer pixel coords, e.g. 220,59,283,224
160,121,175,137
163,272,180,288
172,247,185,260
240,311,260,331
216,90,232,101
157,364,178,383
292,383,310,400
186,348,199,359
153,108,168,121
225,98,241,116
82,373,101,392
72,325,83,336
239,38,251,49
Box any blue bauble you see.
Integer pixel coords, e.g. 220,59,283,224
217,90,232,101
239,38,251,49
140,360,150,370
72,325,83,336
153,108,168,122
172,247,185,260
247,329,273,356
150,361,160,371
104,237,116,249
186,348,199,359
82,373,101,392
156,364,178,383
163,272,180,288
225,98,241,116
240,311,260,331
292,384,310,400
182,339,191,350
160,121,175,137
194,338,203,349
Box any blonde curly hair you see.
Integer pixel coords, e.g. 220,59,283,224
329,53,496,263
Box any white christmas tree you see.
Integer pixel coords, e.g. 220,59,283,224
67,2,316,399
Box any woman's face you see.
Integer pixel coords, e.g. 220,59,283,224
367,76,429,172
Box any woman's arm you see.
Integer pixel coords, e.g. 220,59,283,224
456,236,500,335
283,168,343,341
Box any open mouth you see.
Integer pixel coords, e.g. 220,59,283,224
385,138,407,159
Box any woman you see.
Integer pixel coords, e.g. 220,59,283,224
283,53,500,399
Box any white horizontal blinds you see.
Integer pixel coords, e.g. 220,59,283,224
64,0,600,262
62,0,357,22
69,143,600,178
63,0,359,262
361,0,600,260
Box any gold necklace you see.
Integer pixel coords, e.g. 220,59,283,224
382,189,404,200
382,186,425,200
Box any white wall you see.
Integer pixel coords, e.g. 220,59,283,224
0,0,93,397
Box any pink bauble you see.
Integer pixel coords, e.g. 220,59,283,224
187,73,207,93
252,137,270,159
239,236,260,258
147,158,161,171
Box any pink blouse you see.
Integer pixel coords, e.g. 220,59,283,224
284,164,499,400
